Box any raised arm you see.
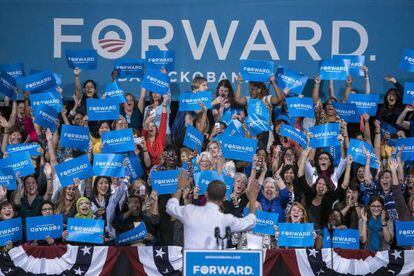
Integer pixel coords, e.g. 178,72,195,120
138,87,146,114
312,75,321,104
269,75,284,104
234,75,247,106
43,163,53,201
329,80,336,99
197,103,208,133
396,105,413,130
74,68,81,100
340,155,353,190
362,114,372,145
343,75,352,103
373,120,381,162
361,66,370,94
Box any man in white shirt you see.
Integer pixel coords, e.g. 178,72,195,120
166,174,259,250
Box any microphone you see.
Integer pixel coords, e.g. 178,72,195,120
327,223,334,235
215,227,220,247
225,226,232,248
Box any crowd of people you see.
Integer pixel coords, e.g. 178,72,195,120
0,63,413,252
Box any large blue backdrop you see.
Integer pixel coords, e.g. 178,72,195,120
1,0,413,99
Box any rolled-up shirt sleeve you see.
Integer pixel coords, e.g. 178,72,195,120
166,197,187,221
228,213,256,233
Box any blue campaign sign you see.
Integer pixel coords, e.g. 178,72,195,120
332,102,360,123
26,215,64,241
322,228,360,249
23,71,57,93
0,218,22,246
6,142,41,157
333,55,365,76
223,175,234,200
240,60,273,82
286,97,314,118
184,250,262,276
309,123,340,148
0,70,18,100
93,153,125,177
0,168,16,190
145,50,175,71
347,139,378,169
66,50,97,70
393,138,414,161
179,91,212,111
222,135,257,162
221,109,239,126
278,223,314,248
403,82,414,104
67,218,104,244
55,155,93,187
396,221,414,246
86,98,120,121
114,59,144,79
318,58,349,80
276,67,308,95
194,170,221,195
29,91,63,113
223,119,245,137
243,208,278,235
116,222,148,245
245,113,271,136
104,82,126,104
34,104,59,132
380,122,398,136
400,49,414,72
247,98,270,121
348,93,379,116
102,128,135,153
124,152,144,181
0,63,25,79
60,125,90,151
183,125,204,152
141,68,170,95
151,169,180,195
0,152,34,177
279,125,307,149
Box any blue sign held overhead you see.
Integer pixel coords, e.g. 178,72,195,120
392,138,414,161
29,91,62,113
151,169,180,195
240,60,274,82
34,104,59,133
60,125,90,152
183,125,204,152
278,223,314,248
348,94,379,116
87,98,120,121
403,82,414,104
93,153,125,177
276,67,308,95
145,50,175,71
286,97,315,118
333,55,365,76
104,82,126,104
26,215,64,241
65,50,97,70
114,59,144,79
124,152,144,181
141,68,171,95
247,98,270,121
347,139,378,169
380,122,398,136
309,123,341,148
55,155,93,187
194,170,221,195
67,218,104,244
184,250,262,276
6,142,41,157
0,217,22,246
245,113,271,136
102,128,135,153
0,168,16,190
243,208,279,235
0,70,18,100
332,102,360,123
279,125,307,149
222,135,257,162
400,49,414,72
0,63,25,79
23,71,57,93
179,91,212,111
0,152,35,177
318,58,349,80
116,222,148,245
223,119,245,137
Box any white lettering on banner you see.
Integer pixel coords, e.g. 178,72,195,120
313,131,338,139
63,132,89,140
154,178,178,185
0,175,13,181
60,164,87,177
351,146,376,158
125,157,138,179
405,56,414,65
7,144,37,153
289,103,312,110
118,230,146,244
181,97,209,104
116,65,143,71
69,225,101,233
68,56,94,62
0,227,20,237
281,231,311,237
278,73,302,86
148,57,173,64
242,67,271,74
25,77,53,90
39,111,58,125
337,109,356,115
257,218,274,225
406,89,414,96
0,77,16,90
6,71,23,77
350,101,377,108
332,236,357,243
399,230,414,236
104,137,131,144
188,133,201,145
54,19,369,61
30,224,60,232
225,144,254,152
320,66,347,73
33,99,60,106
96,161,122,167
193,265,253,275
89,105,117,112
145,75,169,87
8,160,29,170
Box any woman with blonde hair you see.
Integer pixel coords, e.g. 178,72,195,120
54,185,81,223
